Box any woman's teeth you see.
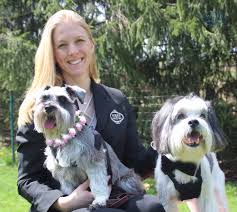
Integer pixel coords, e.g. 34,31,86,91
68,58,82,65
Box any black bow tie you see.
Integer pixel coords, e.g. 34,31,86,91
161,155,203,201
161,155,198,176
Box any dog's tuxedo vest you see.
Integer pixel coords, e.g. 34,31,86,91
161,155,203,201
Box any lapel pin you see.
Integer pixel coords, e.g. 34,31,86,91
110,109,124,124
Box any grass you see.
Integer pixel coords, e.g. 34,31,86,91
0,146,237,212
144,178,237,212
0,146,30,212
0,164,30,212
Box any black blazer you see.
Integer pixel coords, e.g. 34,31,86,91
16,81,157,212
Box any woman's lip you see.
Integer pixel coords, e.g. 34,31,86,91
68,58,83,65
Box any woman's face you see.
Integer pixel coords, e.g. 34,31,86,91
53,20,94,81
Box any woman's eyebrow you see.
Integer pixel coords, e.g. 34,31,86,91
55,35,87,43
74,35,87,39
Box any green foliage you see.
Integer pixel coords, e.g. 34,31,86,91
94,0,237,145
0,32,36,134
214,100,237,154
0,32,35,92
0,0,236,147
0,145,17,166
0,161,30,211
92,0,237,122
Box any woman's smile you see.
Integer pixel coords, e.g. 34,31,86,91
53,20,94,81
67,58,83,65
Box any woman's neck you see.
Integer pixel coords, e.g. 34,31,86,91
63,75,91,93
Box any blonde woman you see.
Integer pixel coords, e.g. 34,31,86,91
16,10,165,212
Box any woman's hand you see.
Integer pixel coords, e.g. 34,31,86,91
53,180,94,212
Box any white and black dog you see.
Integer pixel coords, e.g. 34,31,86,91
33,85,144,210
151,93,228,212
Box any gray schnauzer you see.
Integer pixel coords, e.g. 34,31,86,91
33,85,144,210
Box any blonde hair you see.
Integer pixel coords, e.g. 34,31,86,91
18,10,99,127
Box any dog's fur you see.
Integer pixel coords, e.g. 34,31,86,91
33,85,144,209
151,93,228,212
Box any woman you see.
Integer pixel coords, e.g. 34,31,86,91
16,10,164,212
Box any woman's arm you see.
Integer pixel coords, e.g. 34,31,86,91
16,125,94,212
17,124,64,212
123,98,158,178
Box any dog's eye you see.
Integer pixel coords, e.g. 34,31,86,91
177,113,185,120
200,113,206,119
58,96,68,104
42,95,50,101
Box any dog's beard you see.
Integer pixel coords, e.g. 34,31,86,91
168,118,213,163
34,105,74,139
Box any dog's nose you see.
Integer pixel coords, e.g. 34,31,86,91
45,105,55,114
188,119,199,128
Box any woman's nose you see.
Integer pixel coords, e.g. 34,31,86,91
68,44,79,56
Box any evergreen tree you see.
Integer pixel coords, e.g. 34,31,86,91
94,0,237,142
0,0,236,144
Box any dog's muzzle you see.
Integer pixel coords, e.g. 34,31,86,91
188,119,199,128
43,105,57,129
45,105,56,114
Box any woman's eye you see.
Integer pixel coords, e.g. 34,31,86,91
58,43,66,48
76,39,84,43
200,113,206,119
177,113,185,120
58,96,68,104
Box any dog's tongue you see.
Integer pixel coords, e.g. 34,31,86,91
44,119,55,129
185,131,202,146
190,131,200,142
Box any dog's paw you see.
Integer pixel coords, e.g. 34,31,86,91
88,198,107,211
88,203,106,211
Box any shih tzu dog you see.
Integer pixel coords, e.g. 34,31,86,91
33,85,144,210
151,93,228,212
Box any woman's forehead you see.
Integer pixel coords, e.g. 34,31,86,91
53,21,89,42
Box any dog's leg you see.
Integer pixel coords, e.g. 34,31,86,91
116,169,144,194
185,198,201,212
45,147,77,195
158,182,179,212
60,179,76,195
156,156,179,212
104,142,143,194
161,196,178,212
211,153,228,212
199,158,218,212
55,167,78,195
86,160,111,210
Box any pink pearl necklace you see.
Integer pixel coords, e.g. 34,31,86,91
46,110,87,148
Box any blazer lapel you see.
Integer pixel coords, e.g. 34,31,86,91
91,80,111,132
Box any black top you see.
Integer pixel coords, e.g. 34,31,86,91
16,80,158,212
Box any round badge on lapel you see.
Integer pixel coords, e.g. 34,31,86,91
110,109,124,124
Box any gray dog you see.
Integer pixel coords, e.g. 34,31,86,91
33,85,144,210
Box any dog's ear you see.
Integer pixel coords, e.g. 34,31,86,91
206,101,228,152
152,99,173,154
187,92,196,98
65,85,86,104
152,96,184,154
